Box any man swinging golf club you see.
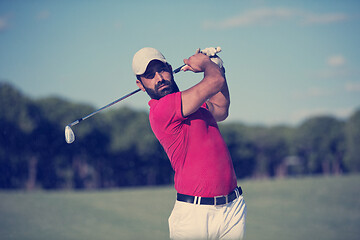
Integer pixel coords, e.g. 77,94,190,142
132,47,246,239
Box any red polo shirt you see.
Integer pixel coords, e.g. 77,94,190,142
149,92,237,197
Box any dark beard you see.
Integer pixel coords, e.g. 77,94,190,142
144,79,180,100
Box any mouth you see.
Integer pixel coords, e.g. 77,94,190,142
157,83,170,91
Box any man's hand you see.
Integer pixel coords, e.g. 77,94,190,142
200,47,221,57
182,52,217,73
182,47,223,72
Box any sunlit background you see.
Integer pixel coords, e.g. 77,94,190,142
1,0,359,126
1,2,360,240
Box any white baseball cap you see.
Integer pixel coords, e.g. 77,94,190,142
132,47,167,75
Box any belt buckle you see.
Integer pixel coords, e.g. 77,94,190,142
214,195,228,205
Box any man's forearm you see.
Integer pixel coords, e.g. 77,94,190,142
207,71,230,122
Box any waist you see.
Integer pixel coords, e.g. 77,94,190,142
173,164,237,197
177,186,243,206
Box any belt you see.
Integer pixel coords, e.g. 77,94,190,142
177,187,243,206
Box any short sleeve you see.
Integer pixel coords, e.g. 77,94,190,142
149,92,185,135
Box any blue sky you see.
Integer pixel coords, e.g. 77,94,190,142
1,0,359,126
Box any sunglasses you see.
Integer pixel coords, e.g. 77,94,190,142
142,63,171,79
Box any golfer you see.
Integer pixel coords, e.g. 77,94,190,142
132,47,246,239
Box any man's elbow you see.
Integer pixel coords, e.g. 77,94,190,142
215,108,229,122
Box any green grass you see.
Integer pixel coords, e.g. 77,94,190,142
1,174,359,240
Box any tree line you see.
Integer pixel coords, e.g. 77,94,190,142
1,82,359,189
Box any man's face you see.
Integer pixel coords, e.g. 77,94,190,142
137,60,179,100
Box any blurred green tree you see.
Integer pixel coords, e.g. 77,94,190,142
295,116,345,175
0,83,37,188
344,108,360,172
220,123,256,178
248,125,294,178
1,82,359,189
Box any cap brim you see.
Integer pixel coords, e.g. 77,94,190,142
136,58,167,75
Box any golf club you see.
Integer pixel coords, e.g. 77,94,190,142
65,64,185,144
65,47,222,144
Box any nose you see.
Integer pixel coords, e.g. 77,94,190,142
154,71,164,83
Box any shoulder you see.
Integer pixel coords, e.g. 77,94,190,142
149,92,185,134
149,92,180,111
149,92,184,122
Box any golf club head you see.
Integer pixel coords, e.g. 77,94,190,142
65,125,75,144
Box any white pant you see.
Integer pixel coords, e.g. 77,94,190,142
168,195,246,239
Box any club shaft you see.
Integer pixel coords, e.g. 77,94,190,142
173,64,185,73
69,88,141,127
68,65,184,127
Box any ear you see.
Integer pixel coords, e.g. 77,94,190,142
136,79,146,92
